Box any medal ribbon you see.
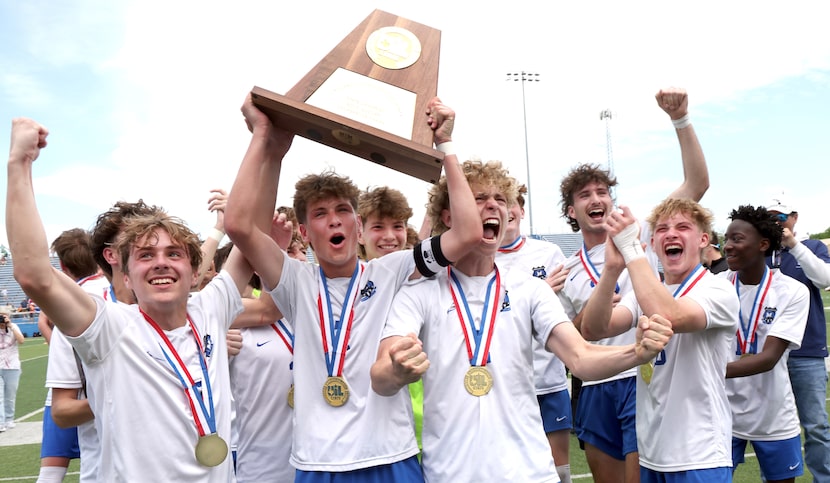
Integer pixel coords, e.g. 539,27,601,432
579,243,620,293
498,235,526,253
141,310,216,438
317,261,363,378
271,319,294,355
448,266,501,366
730,267,773,355
671,264,708,299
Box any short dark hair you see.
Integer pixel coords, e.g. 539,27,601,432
728,205,783,255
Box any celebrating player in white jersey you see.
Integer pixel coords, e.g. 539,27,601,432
721,205,808,482
225,94,482,482
7,118,257,481
372,160,673,483
582,198,739,482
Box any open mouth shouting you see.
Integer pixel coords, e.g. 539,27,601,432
588,207,605,223
483,218,501,242
664,243,683,262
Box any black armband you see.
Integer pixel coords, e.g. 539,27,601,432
414,234,451,277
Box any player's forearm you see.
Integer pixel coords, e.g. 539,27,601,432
668,124,709,202
580,276,620,340
370,359,407,397
567,344,644,381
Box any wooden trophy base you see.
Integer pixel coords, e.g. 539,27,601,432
251,10,444,184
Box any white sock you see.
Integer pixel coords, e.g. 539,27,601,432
36,466,68,483
556,464,571,483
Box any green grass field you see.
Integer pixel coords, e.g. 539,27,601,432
2,293,829,481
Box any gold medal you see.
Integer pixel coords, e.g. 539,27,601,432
740,353,752,359
287,384,295,409
640,362,654,384
194,433,228,467
464,366,493,397
323,376,350,407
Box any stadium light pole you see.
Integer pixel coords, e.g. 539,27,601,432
507,71,540,235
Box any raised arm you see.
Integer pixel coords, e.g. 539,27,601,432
6,119,96,337
194,188,227,289
411,98,482,278
786,237,830,289
657,88,709,202
608,206,708,333
224,93,294,291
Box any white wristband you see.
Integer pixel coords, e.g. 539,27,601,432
208,228,225,243
611,223,646,265
436,141,455,156
671,114,691,130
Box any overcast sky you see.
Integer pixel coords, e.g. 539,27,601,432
2,0,828,253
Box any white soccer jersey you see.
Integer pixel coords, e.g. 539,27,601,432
720,270,808,441
230,323,295,483
496,237,568,394
383,265,568,482
270,250,419,472
67,271,242,482
618,270,738,472
45,274,111,482
559,243,638,385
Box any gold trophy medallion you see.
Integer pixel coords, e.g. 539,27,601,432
195,433,228,467
464,366,493,397
323,376,350,407
365,26,422,70
640,362,654,385
287,383,295,409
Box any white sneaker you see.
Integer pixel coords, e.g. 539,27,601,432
0,425,6,432
6,422,14,429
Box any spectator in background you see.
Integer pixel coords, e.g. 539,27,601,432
766,196,830,482
0,305,24,432
702,230,728,274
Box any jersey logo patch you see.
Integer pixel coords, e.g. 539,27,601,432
762,307,777,324
532,266,547,279
203,334,214,358
501,291,511,312
360,281,376,301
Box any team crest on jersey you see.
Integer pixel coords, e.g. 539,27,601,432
501,291,511,312
203,334,214,358
532,266,547,279
360,281,376,301
762,307,777,324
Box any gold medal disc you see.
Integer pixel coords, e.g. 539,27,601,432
287,383,295,409
365,26,422,70
464,366,493,397
640,362,654,385
195,433,228,467
322,376,350,407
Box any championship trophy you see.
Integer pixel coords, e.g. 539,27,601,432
251,10,444,184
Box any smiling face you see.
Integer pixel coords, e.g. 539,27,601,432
723,219,769,273
299,197,361,277
567,181,614,237
651,212,709,284
358,214,407,261
503,202,524,245
124,228,197,311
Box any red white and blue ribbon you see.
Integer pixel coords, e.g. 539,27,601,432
317,261,363,378
271,319,294,356
672,264,708,299
730,267,773,356
141,310,216,439
448,266,502,366
579,243,620,293
498,235,526,253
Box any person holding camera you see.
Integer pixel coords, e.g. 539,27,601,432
0,306,25,432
